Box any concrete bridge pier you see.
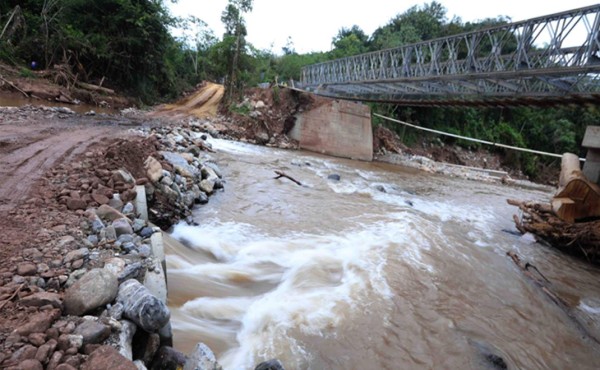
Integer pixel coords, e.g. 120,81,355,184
289,100,373,161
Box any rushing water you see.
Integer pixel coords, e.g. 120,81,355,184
167,139,600,370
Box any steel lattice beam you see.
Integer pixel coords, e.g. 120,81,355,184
300,5,600,106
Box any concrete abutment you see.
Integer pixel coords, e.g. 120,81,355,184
289,99,373,161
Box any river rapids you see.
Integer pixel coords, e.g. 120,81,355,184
166,139,600,370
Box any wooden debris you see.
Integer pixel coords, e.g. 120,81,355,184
552,153,600,222
76,81,115,95
0,283,24,310
274,170,302,186
0,74,29,98
508,198,600,264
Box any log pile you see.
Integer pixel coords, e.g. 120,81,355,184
507,199,600,263
508,153,600,264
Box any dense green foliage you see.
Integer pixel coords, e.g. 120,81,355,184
1,0,190,102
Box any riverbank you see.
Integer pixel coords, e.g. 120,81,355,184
0,105,250,369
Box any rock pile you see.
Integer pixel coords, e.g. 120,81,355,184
0,119,225,368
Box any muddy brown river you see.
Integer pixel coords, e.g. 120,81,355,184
166,139,600,370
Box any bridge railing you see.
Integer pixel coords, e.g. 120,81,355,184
301,5,600,89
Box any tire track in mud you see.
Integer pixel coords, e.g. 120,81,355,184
0,122,126,212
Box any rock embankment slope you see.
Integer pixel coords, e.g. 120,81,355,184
0,106,237,369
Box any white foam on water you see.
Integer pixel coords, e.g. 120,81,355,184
171,222,263,262
209,138,269,156
579,298,600,315
169,217,437,369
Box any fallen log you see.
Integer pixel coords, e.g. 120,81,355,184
274,170,302,186
76,81,115,95
0,74,29,98
552,153,600,222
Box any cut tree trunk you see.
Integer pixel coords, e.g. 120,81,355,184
552,153,600,222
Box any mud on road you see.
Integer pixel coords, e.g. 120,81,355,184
0,107,142,211
0,106,156,272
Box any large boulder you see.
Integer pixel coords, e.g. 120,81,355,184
117,280,170,333
64,268,119,315
160,152,199,178
83,345,138,370
145,156,163,184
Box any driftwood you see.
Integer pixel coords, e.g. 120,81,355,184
0,75,29,98
508,198,600,264
274,170,302,186
507,251,600,345
0,283,24,310
76,81,115,95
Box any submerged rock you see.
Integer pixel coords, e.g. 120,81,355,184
183,343,222,370
255,359,285,370
327,174,341,181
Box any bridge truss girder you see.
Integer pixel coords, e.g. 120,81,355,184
300,5,600,106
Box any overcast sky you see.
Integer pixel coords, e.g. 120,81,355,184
169,0,600,54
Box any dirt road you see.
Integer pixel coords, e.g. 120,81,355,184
0,108,138,212
0,106,151,275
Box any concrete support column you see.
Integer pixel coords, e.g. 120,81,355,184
290,100,373,161
583,126,600,184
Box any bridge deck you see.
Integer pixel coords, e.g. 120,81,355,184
300,5,600,106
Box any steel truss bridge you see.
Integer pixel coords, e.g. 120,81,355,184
300,5,600,106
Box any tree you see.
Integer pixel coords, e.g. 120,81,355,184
178,16,217,80
221,0,253,104
330,25,368,58
369,1,447,50
282,36,295,55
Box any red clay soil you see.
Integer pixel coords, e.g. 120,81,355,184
0,107,141,348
